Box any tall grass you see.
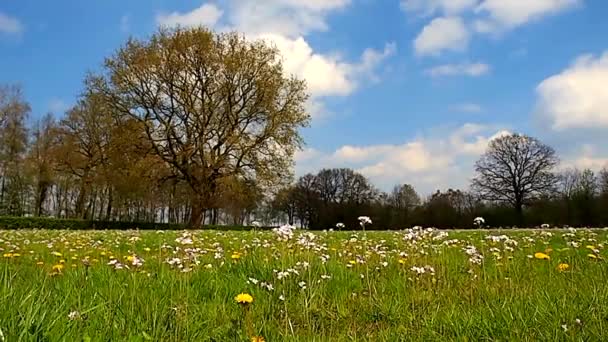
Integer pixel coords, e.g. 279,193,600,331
1,228,607,341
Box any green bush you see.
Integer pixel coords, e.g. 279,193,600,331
0,216,262,231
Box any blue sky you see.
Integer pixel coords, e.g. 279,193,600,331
2,0,608,194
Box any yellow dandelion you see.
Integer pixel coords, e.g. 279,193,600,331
251,336,266,342
235,293,254,305
348,260,356,265
126,255,135,263
52,264,65,272
3,253,13,258
12,253,20,257
557,263,570,272
588,254,598,259
36,261,44,266
534,252,550,260
51,251,62,257
144,247,151,252
398,259,406,265
231,253,241,260
59,259,65,264
586,245,596,250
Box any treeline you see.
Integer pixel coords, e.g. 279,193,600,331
268,168,608,230
3,80,608,229
2,27,608,230
0,84,262,225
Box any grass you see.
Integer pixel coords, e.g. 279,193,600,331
1,228,607,341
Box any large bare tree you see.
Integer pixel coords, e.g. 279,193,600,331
89,27,310,227
472,133,558,219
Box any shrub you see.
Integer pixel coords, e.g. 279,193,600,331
0,216,263,231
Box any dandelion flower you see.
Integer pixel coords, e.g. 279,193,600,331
534,252,550,260
235,293,253,305
52,264,65,272
588,254,598,259
557,263,569,272
251,337,266,342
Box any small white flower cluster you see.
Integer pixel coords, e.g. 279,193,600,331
129,255,144,267
473,217,485,227
486,235,518,247
410,265,435,275
463,245,484,265
107,259,128,270
247,277,274,291
297,232,318,249
567,241,580,248
358,216,372,228
251,221,261,228
175,232,193,245
68,310,82,321
403,227,446,243
336,222,345,229
273,224,296,241
540,223,550,229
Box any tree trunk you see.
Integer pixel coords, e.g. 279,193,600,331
106,187,113,220
188,198,205,228
515,199,524,226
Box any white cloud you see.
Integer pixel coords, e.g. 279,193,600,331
157,3,223,28
401,0,478,16
426,62,490,77
156,1,394,117
474,0,581,32
225,0,351,38
406,0,581,56
414,16,469,56
296,124,509,193
450,103,483,113
536,51,608,130
560,145,608,171
0,12,23,35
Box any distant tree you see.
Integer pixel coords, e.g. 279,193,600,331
0,84,30,215
26,113,58,216
389,184,420,210
89,27,309,227
272,186,297,225
472,134,558,221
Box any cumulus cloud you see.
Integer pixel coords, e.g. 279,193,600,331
296,124,509,193
0,12,23,35
426,62,490,77
414,16,469,56
559,145,608,171
536,51,608,130
406,0,581,56
474,0,581,33
157,3,223,28
156,1,395,119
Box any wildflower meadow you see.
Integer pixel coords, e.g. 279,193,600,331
1,225,608,341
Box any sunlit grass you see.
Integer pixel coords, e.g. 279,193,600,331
1,228,607,341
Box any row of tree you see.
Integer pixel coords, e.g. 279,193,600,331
2,27,607,229
268,166,608,229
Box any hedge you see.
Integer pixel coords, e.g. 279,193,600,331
0,216,262,231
